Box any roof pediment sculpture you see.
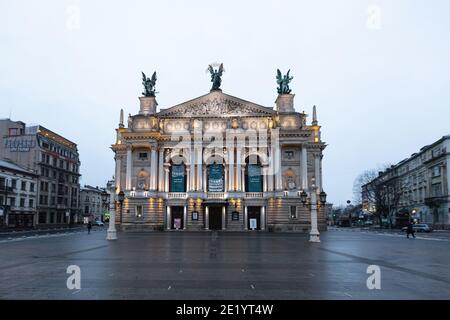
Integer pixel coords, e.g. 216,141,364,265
158,92,275,118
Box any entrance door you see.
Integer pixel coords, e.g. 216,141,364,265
171,206,184,230
247,206,261,230
209,206,222,230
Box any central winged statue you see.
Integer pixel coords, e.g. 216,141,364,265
208,63,224,91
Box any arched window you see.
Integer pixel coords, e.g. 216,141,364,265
207,161,224,192
245,156,262,192
169,160,186,192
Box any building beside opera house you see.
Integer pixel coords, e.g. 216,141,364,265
111,68,327,232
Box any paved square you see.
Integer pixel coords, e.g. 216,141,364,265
1,229,450,299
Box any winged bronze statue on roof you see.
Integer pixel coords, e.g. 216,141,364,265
208,63,224,91
276,69,293,94
142,71,157,97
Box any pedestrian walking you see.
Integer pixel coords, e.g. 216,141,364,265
87,221,92,235
406,222,415,239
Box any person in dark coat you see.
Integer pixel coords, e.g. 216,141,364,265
87,221,92,234
406,222,415,239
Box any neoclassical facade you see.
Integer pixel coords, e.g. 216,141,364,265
111,76,326,232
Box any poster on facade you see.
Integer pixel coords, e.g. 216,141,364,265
249,218,257,230
208,164,224,192
174,218,182,230
171,164,185,192
248,164,262,192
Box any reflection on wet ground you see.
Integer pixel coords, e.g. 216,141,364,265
1,230,449,299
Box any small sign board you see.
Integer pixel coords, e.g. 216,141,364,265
249,218,257,230
174,218,182,230
232,211,239,221
192,211,199,221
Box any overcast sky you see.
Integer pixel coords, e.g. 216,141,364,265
1,0,449,206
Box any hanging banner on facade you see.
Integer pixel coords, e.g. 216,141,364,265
248,164,262,192
171,164,185,192
208,164,224,192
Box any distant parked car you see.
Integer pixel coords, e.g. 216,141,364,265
93,220,104,227
401,224,432,233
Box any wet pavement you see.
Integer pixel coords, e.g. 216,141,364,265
1,228,450,299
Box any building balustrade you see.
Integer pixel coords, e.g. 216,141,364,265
245,192,264,199
127,190,152,198
207,192,225,199
167,192,188,199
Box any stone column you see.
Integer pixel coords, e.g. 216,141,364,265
236,147,242,191
158,148,164,191
164,167,170,192
203,166,207,192
222,206,226,230
268,147,274,192
166,206,171,230
260,206,266,231
314,153,321,192
190,148,195,191
301,145,308,190
183,205,187,230
241,167,246,192
115,156,121,192
197,148,203,191
262,167,268,192
224,167,228,192
205,206,209,230
228,147,235,191
244,206,248,230
186,168,190,193
150,147,157,190
126,146,132,190
275,145,282,190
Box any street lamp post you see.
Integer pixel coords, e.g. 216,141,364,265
411,209,417,223
106,189,117,240
118,190,125,225
101,190,108,223
300,182,327,243
346,200,351,227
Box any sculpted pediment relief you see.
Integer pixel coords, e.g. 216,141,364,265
158,91,275,118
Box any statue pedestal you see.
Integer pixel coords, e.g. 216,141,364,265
139,96,158,115
275,94,295,113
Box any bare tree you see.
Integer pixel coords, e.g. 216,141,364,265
383,178,410,228
353,165,390,227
